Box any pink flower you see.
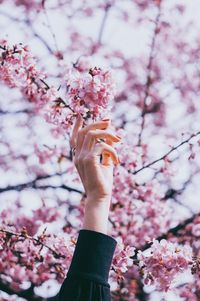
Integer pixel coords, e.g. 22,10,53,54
112,236,135,274
66,66,116,119
138,239,193,291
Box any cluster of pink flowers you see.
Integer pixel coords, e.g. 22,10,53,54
137,239,193,291
0,40,58,110
185,215,200,237
0,227,75,290
34,143,69,164
0,205,76,289
0,204,61,236
112,236,135,274
0,0,43,11
110,143,173,249
66,66,116,119
0,41,115,136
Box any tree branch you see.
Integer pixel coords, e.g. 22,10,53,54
0,109,32,115
133,130,200,174
0,173,83,194
98,3,112,44
137,1,162,146
0,10,54,55
0,279,59,301
131,212,200,259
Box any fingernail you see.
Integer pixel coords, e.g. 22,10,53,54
102,118,110,121
115,136,122,141
116,135,122,139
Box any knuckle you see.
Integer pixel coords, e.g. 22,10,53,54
86,130,96,138
77,129,83,139
82,155,91,163
76,154,88,164
74,157,79,166
69,136,74,146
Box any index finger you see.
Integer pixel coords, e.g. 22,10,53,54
76,119,111,154
70,114,83,148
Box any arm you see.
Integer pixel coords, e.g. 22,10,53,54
58,115,121,301
71,114,121,234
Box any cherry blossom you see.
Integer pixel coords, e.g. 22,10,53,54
137,239,193,291
66,66,116,120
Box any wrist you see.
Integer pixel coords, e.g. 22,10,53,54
85,195,111,207
82,197,111,235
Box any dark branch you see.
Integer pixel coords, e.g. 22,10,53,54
0,109,32,115
0,173,83,194
0,10,54,55
98,4,112,44
133,130,200,174
131,212,200,259
137,1,162,146
0,279,59,301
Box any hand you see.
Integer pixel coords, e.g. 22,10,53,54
70,114,121,205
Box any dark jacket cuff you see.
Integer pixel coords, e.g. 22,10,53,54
67,229,117,284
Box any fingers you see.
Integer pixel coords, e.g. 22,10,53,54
76,119,111,154
81,129,121,153
70,114,83,148
93,141,119,166
102,138,114,166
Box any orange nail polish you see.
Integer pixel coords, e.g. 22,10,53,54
116,135,122,139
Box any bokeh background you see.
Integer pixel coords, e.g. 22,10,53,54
0,1,200,300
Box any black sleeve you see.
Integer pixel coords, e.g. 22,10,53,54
58,229,117,301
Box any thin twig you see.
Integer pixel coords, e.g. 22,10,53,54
133,131,200,174
137,1,162,146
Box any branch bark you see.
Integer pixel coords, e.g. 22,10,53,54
0,279,58,301
133,130,200,174
131,211,200,259
0,172,83,194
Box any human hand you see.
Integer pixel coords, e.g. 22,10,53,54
70,114,121,205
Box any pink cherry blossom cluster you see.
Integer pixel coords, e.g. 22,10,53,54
0,204,61,236
137,239,193,291
0,40,58,110
0,227,75,290
177,280,200,301
0,205,76,289
110,142,173,249
112,236,135,281
66,66,116,120
0,40,115,135
34,143,69,164
0,0,43,11
185,215,200,237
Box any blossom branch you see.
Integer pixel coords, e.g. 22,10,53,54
26,18,55,55
0,109,32,115
132,212,200,257
0,10,54,55
0,173,83,194
133,130,200,174
0,279,58,301
98,3,112,44
0,228,65,259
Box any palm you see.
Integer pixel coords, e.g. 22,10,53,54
84,158,114,199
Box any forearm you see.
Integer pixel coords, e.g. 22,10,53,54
82,198,111,235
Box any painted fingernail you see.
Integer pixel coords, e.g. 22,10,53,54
115,136,122,141
102,118,110,121
116,135,122,139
